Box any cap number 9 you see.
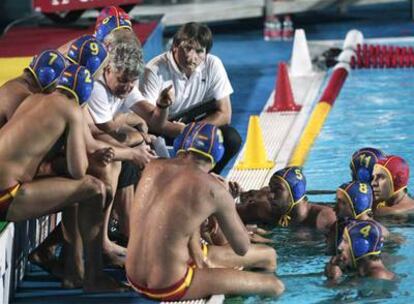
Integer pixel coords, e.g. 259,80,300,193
89,42,99,55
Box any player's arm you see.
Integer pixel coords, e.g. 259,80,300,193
66,108,88,179
213,180,250,256
82,118,155,167
188,230,206,268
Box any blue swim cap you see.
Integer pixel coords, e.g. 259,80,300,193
27,49,66,91
56,64,94,105
343,220,383,267
66,35,108,76
273,167,306,205
270,167,306,227
350,147,386,183
338,181,373,219
94,15,132,42
173,122,225,167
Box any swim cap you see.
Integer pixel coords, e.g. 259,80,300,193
343,220,383,267
94,15,132,42
95,6,130,30
374,155,409,197
27,50,66,91
66,35,108,76
56,64,94,105
173,122,225,167
270,167,306,227
338,181,373,219
350,147,386,183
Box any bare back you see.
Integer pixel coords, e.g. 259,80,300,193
304,204,336,234
0,77,33,128
0,91,80,186
126,157,246,288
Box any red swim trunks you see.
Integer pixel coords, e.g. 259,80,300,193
127,265,194,301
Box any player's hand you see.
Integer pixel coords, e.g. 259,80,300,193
228,181,242,198
139,131,153,145
325,257,343,280
246,224,271,236
92,147,115,166
249,232,274,244
131,143,157,169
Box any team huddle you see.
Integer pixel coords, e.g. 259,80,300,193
0,5,411,301
237,147,413,286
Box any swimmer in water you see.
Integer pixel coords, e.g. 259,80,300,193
325,220,394,281
372,155,414,216
237,167,336,234
326,181,389,255
350,147,386,183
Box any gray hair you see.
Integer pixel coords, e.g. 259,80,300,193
107,31,144,79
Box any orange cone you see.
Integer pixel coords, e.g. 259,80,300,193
267,62,301,112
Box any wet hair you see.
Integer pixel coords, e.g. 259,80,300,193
108,38,143,80
172,22,213,53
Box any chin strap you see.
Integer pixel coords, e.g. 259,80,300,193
376,201,387,209
278,214,292,227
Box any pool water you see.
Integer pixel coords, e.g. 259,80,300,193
226,65,414,303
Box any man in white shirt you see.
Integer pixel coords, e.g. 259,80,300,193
140,22,242,173
85,34,179,264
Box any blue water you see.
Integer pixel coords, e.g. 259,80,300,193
306,68,414,196
226,63,414,304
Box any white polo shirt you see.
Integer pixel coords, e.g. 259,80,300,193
87,77,146,124
140,51,233,117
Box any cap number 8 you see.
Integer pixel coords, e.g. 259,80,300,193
359,183,368,194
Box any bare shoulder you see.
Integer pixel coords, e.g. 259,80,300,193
402,196,414,211
202,174,236,209
48,94,83,121
316,204,337,232
0,80,30,104
143,158,169,173
368,265,395,280
320,204,336,216
179,169,230,199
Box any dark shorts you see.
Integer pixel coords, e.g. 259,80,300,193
117,161,140,189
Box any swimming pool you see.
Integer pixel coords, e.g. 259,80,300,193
226,61,414,303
